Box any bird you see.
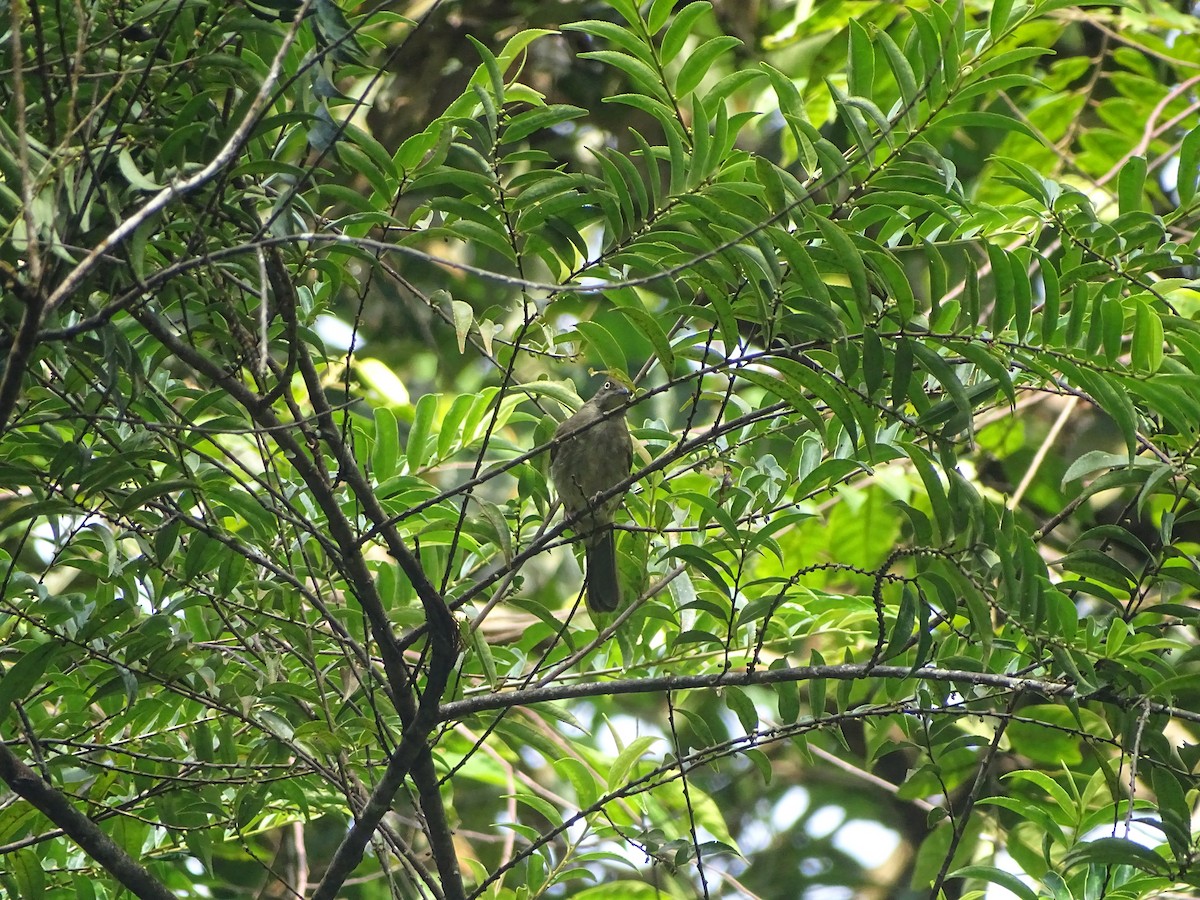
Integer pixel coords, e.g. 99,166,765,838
550,380,633,612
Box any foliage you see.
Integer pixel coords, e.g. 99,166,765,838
3,0,1200,897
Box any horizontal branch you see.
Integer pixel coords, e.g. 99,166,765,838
437,662,1200,726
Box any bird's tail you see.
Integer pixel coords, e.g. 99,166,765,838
585,529,620,612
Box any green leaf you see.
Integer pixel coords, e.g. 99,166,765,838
910,341,972,435
1118,155,1147,215
1063,281,1089,348
901,443,950,543
932,111,1041,142
687,93,713,185
1099,293,1124,364
581,50,668,100
775,356,861,444
856,191,959,228
988,0,1017,37
607,736,659,792
661,2,712,65
118,148,165,191
1132,299,1164,374
846,21,875,98
563,19,657,62
0,642,60,724
605,0,641,26
1060,359,1138,458
647,0,682,34
875,30,918,124
1038,252,1060,345
594,150,637,229
1010,249,1033,341
675,36,741,97
1151,766,1192,863
773,661,800,722
313,0,365,63
502,104,587,144
615,305,675,369
372,407,399,481
357,357,410,408
336,142,394,200
607,147,650,222
813,218,870,317
4,849,45,899
954,340,1015,409
885,585,916,661
1061,837,1170,875
466,34,505,109
735,371,820,436
574,320,629,374
722,686,759,733
861,329,884,397
949,865,1036,900
1061,450,1129,486
1178,123,1200,206
116,478,197,516
345,122,398,183
554,757,601,810
406,393,438,472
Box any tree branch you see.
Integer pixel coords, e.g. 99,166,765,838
438,662,1088,722
0,741,175,900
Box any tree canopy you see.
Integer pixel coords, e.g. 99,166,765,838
3,0,1200,897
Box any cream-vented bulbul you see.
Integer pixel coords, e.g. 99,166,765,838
550,380,632,612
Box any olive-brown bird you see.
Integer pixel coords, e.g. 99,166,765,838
550,380,632,612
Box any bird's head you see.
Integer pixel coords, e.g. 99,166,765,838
590,379,631,412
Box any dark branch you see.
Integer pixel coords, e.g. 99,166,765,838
0,741,175,900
